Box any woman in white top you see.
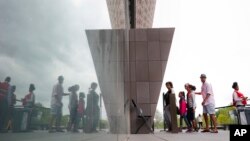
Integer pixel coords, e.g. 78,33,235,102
22,84,35,108
232,82,248,107
232,82,248,125
186,84,198,132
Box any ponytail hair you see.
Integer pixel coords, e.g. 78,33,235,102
189,84,196,91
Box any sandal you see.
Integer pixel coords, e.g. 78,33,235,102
186,129,193,133
210,130,218,133
201,129,210,133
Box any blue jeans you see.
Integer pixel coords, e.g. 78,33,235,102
180,114,191,128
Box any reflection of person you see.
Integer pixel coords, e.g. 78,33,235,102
9,86,17,107
0,76,11,132
67,85,79,132
49,76,69,133
6,85,16,130
85,82,99,133
232,82,248,125
178,91,191,132
22,84,36,131
22,84,36,108
196,74,218,133
197,114,203,129
77,92,85,132
163,81,175,132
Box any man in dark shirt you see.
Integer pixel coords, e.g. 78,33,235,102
85,82,100,133
163,82,175,132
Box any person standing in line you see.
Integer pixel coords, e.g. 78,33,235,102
197,114,203,129
22,84,36,131
22,84,36,108
9,85,17,110
196,74,218,133
178,91,191,132
85,82,100,133
48,76,69,133
232,82,248,125
0,77,11,132
6,85,16,131
163,81,175,132
68,85,80,132
77,92,86,132
186,84,198,132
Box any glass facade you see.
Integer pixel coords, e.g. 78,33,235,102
0,0,130,140
0,0,175,141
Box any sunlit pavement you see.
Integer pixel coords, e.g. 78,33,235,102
0,130,229,141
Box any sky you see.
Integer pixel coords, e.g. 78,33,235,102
154,0,250,116
0,0,111,116
1,0,250,118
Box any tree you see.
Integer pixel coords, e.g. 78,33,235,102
35,102,43,107
154,110,164,129
99,119,109,129
217,106,236,125
61,115,70,127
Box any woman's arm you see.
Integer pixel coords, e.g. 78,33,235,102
195,92,201,95
192,92,196,109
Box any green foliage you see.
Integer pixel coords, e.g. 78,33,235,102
99,119,109,129
217,106,236,125
35,102,43,107
154,110,164,129
154,120,164,129
30,103,51,129
61,115,70,127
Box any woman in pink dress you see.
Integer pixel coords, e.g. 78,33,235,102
178,91,191,132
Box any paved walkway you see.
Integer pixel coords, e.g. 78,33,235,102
0,130,229,141
129,130,229,141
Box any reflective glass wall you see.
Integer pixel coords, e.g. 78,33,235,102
0,0,130,141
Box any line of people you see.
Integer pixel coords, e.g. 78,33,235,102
0,75,101,133
0,76,36,132
48,76,100,133
163,74,218,133
163,74,249,133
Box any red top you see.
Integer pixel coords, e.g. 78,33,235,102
0,82,10,100
77,99,85,115
22,93,32,106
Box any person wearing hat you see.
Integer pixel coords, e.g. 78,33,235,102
196,74,218,133
232,82,248,125
48,76,70,133
77,92,85,132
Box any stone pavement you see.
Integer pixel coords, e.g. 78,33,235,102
0,130,229,141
